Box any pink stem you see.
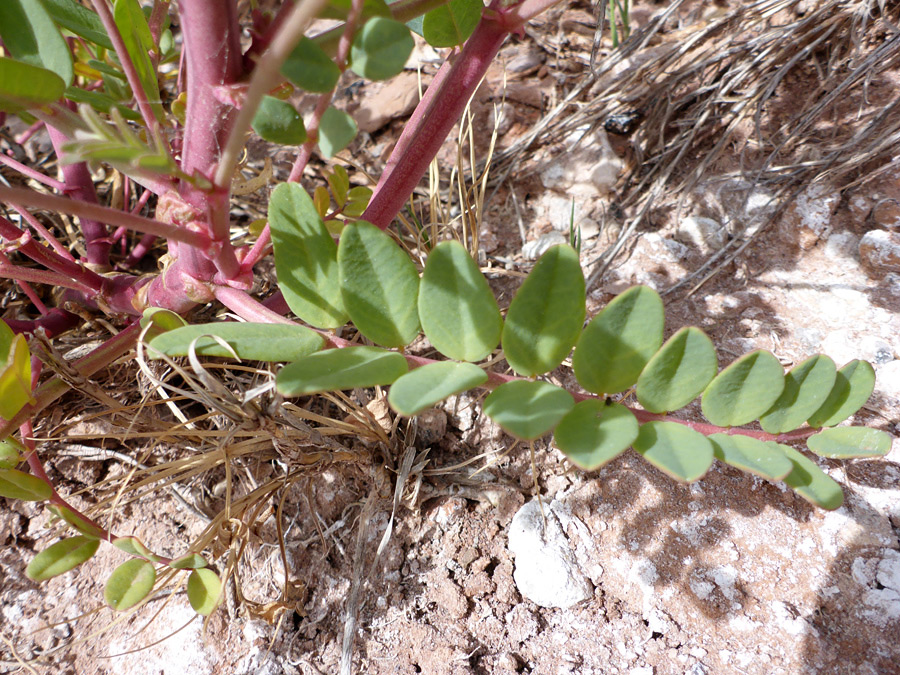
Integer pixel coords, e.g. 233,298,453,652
0,264,96,294
14,120,44,145
0,153,67,192
237,224,272,275
9,204,75,261
287,93,334,183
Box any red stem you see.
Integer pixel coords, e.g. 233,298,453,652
0,153,67,192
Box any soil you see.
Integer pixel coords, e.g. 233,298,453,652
2,1,900,674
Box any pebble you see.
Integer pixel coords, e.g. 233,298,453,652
859,229,900,276
523,231,567,260
675,215,728,253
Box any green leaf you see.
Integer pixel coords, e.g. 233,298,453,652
322,0,392,21
47,504,104,538
0,320,15,363
636,327,717,414
349,17,414,81
422,0,482,47
0,0,74,86
43,0,114,49
63,86,142,120
112,536,161,562
572,285,664,395
701,350,785,427
148,322,323,362
168,553,208,570
252,95,307,145
0,440,20,469
187,568,222,616
0,469,52,501
328,165,350,207
0,331,29,420
26,536,100,581
0,56,66,112
269,182,348,329
632,421,714,482
276,346,408,396
483,380,574,441
502,245,585,377
419,240,502,362
709,433,793,480
553,400,638,470
105,558,156,611
779,446,844,510
282,37,341,93
318,106,357,158
139,307,188,339
807,360,876,428
344,186,373,218
759,355,836,434
112,0,163,122
338,221,420,348
807,426,892,459
388,361,487,416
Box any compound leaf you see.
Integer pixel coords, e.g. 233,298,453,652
807,426,892,459
388,361,487,416
760,355,836,434
709,433,793,480
633,421,714,482
349,17,414,81
779,445,844,510
807,359,875,428
483,380,574,441
252,96,307,145
701,350,785,427
148,322,323,362
282,37,341,93
636,327,717,414
187,568,222,616
277,346,408,396
105,558,156,611
419,240,502,362
26,536,100,581
318,106,357,158
502,245,585,377
0,0,73,85
422,0,481,48
572,285,664,395
553,400,638,470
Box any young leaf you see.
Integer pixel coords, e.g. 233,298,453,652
112,536,161,562
806,427,892,459
701,350,785,427
338,221,420,348
759,355,836,434
483,380,574,441
277,346,408,396
252,96,307,145
779,445,844,510
0,334,34,420
26,536,101,581
0,320,15,362
806,360,876,428
169,553,208,570
344,186,373,218
388,361,487,416
63,86,142,120
318,106,357,158
281,37,341,93
269,182,348,328
709,433,793,481
422,0,482,48
327,165,350,207
43,0,115,49
632,421,714,482
0,440,20,469
502,245,585,377
0,57,66,113
553,400,638,470
0,0,74,85
636,327,718,414
148,323,323,362
47,504,104,538
0,469,52,501
349,17,414,81
139,307,188,339
105,558,156,611
113,0,163,122
418,240,503,362
572,285,664,395
187,568,222,616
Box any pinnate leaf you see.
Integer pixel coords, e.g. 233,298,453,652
282,38,341,93
553,400,638,470
187,568,222,615
0,0,73,85
318,106,357,158
701,350,785,427
388,361,487,416
422,0,482,48
502,245,585,377
759,355,836,434
709,434,793,480
105,559,156,610
419,240,502,362
148,322,323,362
633,421,714,482
779,446,844,510
572,285,664,395
807,426,892,459
277,346,408,396
636,327,717,414
0,469,52,501
807,359,875,428
483,380,574,440
26,536,100,581
252,96,307,145
349,17,414,81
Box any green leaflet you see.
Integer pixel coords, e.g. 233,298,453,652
63,86,142,120
338,221,420,348
187,568,222,616
282,38,341,93
483,380,574,441
277,346,408,396
759,355,836,434
422,0,482,48
807,426,892,459
636,327,717,414
709,433,793,480
104,558,156,611
779,446,844,510
0,440,20,469
43,0,114,49
26,536,100,581
388,361,487,416
349,17,414,81
0,56,66,113
502,245,585,377
807,360,876,428
0,332,35,421
318,106,357,158
701,350,785,427
633,421,714,482
0,469,52,501
168,553,209,570
322,0,392,21
572,285,664,395
47,504,104,538
0,0,73,86
252,96,307,145
553,400,638,470
148,322,323,362
419,240,502,362
269,182,348,328
113,0,164,122
112,536,161,562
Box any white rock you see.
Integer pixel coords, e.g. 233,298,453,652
508,499,594,608
824,231,860,260
539,128,623,198
676,216,728,253
522,231,567,260
875,360,900,402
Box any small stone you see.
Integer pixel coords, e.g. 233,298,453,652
875,360,900,405
872,199,900,231
675,216,728,253
859,229,900,277
523,231,567,260
824,231,859,260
